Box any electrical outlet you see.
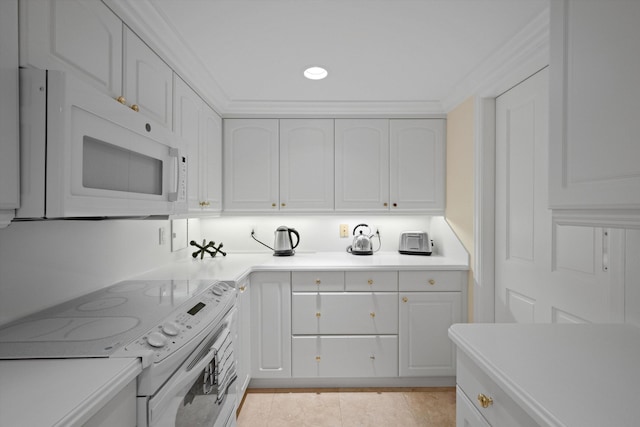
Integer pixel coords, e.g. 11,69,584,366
339,224,349,238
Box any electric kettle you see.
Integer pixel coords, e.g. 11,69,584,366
273,226,300,256
347,224,374,255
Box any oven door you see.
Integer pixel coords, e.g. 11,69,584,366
145,314,237,427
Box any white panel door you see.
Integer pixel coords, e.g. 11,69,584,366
399,292,461,377
200,105,222,212
280,119,334,211
495,68,621,323
19,0,122,97
335,119,390,211
123,27,173,129
223,119,279,211
389,119,445,213
235,279,251,402
549,1,640,211
250,271,291,379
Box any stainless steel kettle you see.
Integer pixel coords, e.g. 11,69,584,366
273,226,300,256
347,224,374,255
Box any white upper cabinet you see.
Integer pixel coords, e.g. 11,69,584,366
174,76,221,214
123,27,173,130
390,119,445,213
549,1,640,216
20,0,173,130
19,0,122,97
280,119,334,211
335,119,390,211
223,119,279,212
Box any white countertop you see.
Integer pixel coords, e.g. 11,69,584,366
134,251,469,282
0,357,141,427
448,323,640,427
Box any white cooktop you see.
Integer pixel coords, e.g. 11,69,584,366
0,279,216,358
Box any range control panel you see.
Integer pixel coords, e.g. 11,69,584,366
123,281,235,363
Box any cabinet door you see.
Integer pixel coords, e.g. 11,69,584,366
173,76,202,211
335,119,390,211
235,279,251,403
399,292,461,377
224,119,279,211
250,271,291,379
200,105,222,212
390,119,445,213
456,387,491,427
19,0,122,97
123,27,173,129
280,119,334,211
549,1,640,212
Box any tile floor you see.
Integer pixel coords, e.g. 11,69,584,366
237,388,456,427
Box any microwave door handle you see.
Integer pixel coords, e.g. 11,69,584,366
168,148,180,202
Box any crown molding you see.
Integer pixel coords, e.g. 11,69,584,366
441,5,550,112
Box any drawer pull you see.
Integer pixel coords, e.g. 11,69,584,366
477,394,493,408
369,355,375,360
130,104,139,112
116,95,126,105
402,297,408,303
315,279,321,285
367,279,373,285
428,279,436,285
239,286,246,292
315,356,321,362
370,312,376,318
316,312,321,318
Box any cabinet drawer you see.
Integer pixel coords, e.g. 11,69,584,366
292,293,398,335
292,335,398,378
399,270,464,291
292,271,344,291
345,271,397,291
457,351,538,427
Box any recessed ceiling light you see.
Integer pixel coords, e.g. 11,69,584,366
304,66,328,80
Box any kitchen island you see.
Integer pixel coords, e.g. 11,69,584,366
449,323,640,427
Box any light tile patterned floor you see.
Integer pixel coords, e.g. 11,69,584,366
237,389,456,427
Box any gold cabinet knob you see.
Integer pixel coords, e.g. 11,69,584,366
239,286,246,292
383,202,388,207
315,356,321,362
281,203,286,207
315,279,321,285
130,104,139,112
370,312,376,318
477,394,493,408
369,355,376,360
271,203,276,207
116,96,126,105
367,279,373,285
316,312,321,318
199,201,210,207
428,279,436,285
402,296,408,303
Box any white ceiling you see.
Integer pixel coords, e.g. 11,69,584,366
108,0,549,116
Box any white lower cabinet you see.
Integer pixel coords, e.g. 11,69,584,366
292,336,398,378
235,277,251,404
250,271,291,379
456,352,537,427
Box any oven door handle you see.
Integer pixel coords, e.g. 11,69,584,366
149,344,217,424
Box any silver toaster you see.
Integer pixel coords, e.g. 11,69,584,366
398,231,432,255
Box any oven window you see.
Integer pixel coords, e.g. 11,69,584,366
83,136,163,195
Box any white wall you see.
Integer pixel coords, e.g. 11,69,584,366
197,215,434,254
0,219,186,325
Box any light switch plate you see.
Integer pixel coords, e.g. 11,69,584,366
171,219,188,252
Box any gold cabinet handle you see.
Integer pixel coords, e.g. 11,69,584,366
370,312,376,318
130,104,139,112
367,279,373,285
199,201,210,207
369,355,375,360
239,285,246,292
383,202,388,207
402,296,408,303
116,96,126,105
271,203,276,207
477,394,493,408
428,279,436,285
281,203,286,207
315,356,321,362
315,279,321,285
316,312,321,318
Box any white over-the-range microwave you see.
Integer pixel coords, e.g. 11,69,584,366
17,68,187,219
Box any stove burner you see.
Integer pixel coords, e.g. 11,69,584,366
77,297,127,311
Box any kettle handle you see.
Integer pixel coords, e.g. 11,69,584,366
353,223,370,235
289,228,300,249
